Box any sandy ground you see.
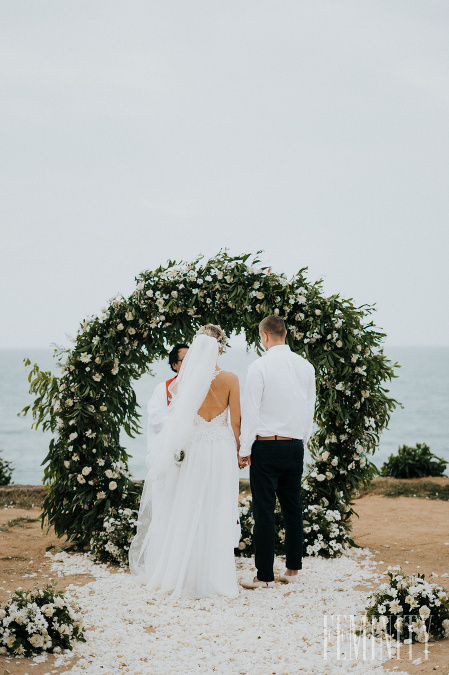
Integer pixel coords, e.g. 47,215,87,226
0,496,448,675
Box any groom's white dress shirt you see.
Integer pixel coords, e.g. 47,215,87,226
239,345,316,457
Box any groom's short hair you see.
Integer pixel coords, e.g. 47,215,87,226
259,316,287,338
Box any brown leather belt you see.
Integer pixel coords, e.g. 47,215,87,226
256,435,298,441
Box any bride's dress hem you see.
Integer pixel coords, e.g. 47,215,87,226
129,408,240,600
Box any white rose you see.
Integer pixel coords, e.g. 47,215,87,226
315,309,321,315
42,604,55,616
419,605,431,619
321,451,329,461
69,432,78,441
77,475,86,484
105,469,113,478
146,289,153,297
316,474,326,482
82,466,92,476
331,458,338,466
136,282,144,291
64,460,70,469
128,327,136,335
109,481,117,490
171,291,178,298
29,634,45,648
336,340,343,348
117,323,124,331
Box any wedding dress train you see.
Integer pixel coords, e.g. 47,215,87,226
138,408,239,598
129,334,240,599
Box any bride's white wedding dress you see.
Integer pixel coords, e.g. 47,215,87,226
129,335,239,599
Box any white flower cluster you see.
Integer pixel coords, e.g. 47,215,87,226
303,504,347,557
90,507,139,566
361,570,449,644
0,585,84,658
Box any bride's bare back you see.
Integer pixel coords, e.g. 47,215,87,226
197,369,241,451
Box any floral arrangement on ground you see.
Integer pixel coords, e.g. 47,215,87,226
21,250,399,556
0,582,85,657
357,569,449,644
236,494,348,558
89,506,139,566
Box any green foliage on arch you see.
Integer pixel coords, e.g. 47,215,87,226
22,251,399,547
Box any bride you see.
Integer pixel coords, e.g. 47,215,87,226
129,324,241,599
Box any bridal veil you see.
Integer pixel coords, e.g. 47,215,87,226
129,333,219,577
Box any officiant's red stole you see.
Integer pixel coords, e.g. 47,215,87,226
166,376,177,406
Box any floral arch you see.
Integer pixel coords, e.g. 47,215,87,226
24,251,398,552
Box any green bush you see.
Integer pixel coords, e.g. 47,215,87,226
380,443,448,479
0,450,13,486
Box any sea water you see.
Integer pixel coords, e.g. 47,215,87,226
0,346,448,484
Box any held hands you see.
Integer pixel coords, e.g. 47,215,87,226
238,455,251,469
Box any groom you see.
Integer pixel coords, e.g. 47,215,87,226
239,316,316,588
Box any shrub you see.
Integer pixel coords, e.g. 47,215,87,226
0,582,85,657
380,443,448,479
0,450,13,486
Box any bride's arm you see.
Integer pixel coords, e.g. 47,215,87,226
228,373,241,452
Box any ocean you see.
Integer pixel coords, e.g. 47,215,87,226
0,346,448,484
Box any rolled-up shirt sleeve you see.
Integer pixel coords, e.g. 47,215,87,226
303,365,316,445
239,363,265,457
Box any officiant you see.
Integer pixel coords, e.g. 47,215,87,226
147,343,189,436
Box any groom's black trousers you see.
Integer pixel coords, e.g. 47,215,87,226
249,439,304,582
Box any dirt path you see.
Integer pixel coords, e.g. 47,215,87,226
0,496,448,675
0,508,90,675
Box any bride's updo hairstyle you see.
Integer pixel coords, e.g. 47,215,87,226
195,324,227,348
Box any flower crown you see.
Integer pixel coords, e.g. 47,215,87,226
195,324,227,348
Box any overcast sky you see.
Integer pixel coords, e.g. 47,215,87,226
1,1,448,350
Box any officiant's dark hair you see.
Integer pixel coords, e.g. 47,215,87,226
169,343,189,372
259,315,287,339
